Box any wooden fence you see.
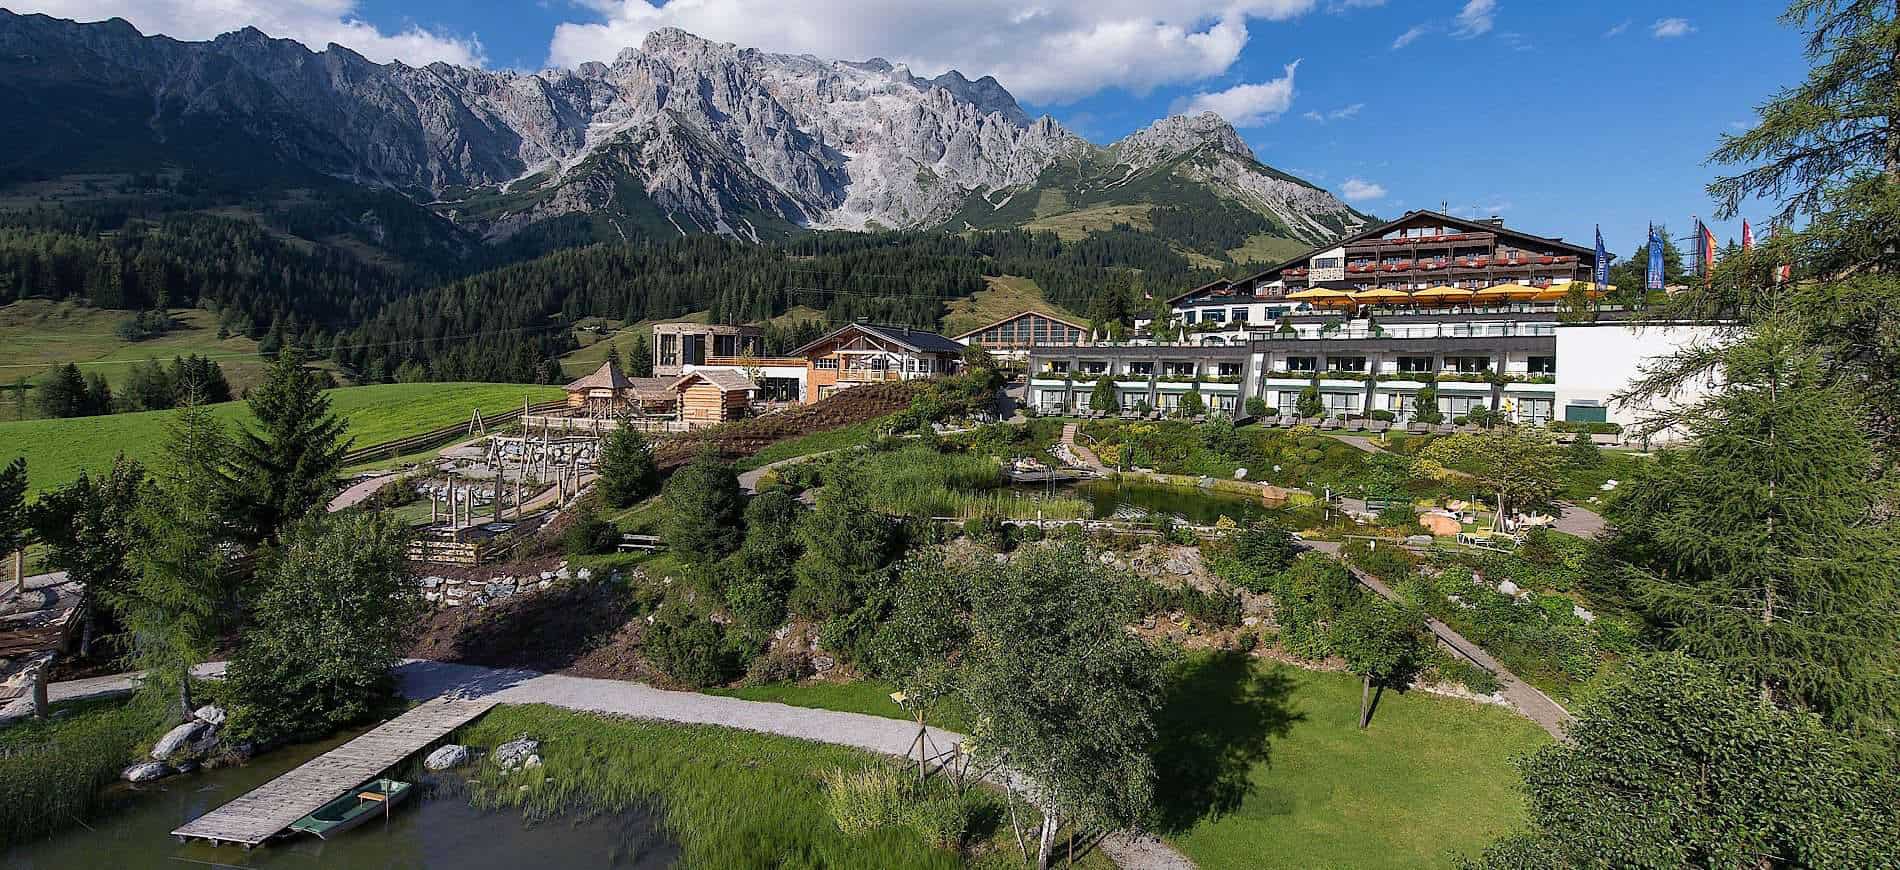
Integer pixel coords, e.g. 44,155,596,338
340,401,568,465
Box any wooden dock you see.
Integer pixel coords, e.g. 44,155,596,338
172,695,497,847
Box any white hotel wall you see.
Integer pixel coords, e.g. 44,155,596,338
1554,322,1724,439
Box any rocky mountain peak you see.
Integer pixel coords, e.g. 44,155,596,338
1112,111,1255,167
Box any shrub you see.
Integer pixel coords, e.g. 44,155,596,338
1369,409,1396,422
565,513,619,557
645,612,743,688
1566,429,1603,468
1245,396,1269,417
744,650,814,684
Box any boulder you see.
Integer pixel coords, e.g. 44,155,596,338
174,760,200,775
122,761,171,782
522,754,543,770
576,568,593,581
1573,604,1597,624
151,721,208,761
493,736,540,770
193,705,227,726
1497,580,1521,597
1233,468,1248,480
425,744,471,771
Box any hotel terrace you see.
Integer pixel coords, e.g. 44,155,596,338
980,210,1714,436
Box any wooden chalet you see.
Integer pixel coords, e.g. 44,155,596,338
793,323,964,402
563,360,675,417
671,369,757,426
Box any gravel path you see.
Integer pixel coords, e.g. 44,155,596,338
737,448,851,494
1304,541,1572,741
0,661,228,723
327,473,400,511
393,659,1192,868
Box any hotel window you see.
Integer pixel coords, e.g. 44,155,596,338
1396,356,1433,372
1128,361,1154,375
1528,355,1557,374
1450,356,1492,373
1181,310,1197,324
1286,356,1317,372
1313,257,1342,269
1444,395,1486,417
1327,356,1367,372
1080,361,1108,374
1278,392,1301,415
1517,398,1554,426
814,358,839,370
1046,361,1069,374
1165,362,1197,377
1323,392,1361,413
1231,307,1248,323
1217,362,1243,377
1203,309,1226,323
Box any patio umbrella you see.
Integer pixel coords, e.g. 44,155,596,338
1472,282,1541,301
1349,288,1413,304
1284,287,1353,303
1531,282,1614,301
1410,285,1474,305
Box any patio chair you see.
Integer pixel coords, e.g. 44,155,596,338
1434,424,1455,436
1320,418,1340,430
1368,420,1390,433
1406,422,1427,434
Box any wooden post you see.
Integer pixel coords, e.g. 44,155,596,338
30,660,48,718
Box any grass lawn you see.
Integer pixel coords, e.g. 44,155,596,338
459,704,1047,869
0,382,561,496
732,418,889,471
1557,448,1650,505
939,276,1083,338
729,653,1548,870
0,301,271,421
1156,655,1548,869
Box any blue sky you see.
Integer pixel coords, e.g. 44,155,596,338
20,0,1809,261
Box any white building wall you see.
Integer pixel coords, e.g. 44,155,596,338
1554,323,1723,439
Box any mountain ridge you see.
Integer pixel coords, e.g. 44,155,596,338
0,11,1367,256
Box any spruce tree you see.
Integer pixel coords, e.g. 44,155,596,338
119,401,233,717
36,363,89,418
1605,317,1900,730
598,425,659,508
626,333,654,378
1088,375,1119,413
229,351,349,545
82,370,112,414
29,457,145,655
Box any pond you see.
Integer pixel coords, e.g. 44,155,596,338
2,729,679,870
1047,479,1324,527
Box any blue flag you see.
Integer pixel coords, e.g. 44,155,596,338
1646,223,1664,291
1594,225,1609,288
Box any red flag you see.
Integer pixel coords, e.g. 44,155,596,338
1700,221,1717,277
1741,219,1754,251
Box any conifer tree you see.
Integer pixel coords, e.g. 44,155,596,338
627,333,653,377
119,401,233,717
598,425,659,508
1088,375,1119,413
1606,316,1900,730
229,351,349,545
30,457,145,655
36,363,89,418
0,458,25,589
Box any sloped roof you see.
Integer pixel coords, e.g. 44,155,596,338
792,322,965,356
1238,209,1596,287
951,309,1091,340
670,369,757,393
564,360,633,392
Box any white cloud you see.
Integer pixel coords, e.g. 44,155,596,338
1452,200,1513,217
1650,18,1694,38
1452,0,1496,39
1172,61,1300,127
1302,102,1363,123
1339,178,1386,202
548,1,1320,104
1603,19,1631,38
1391,24,1432,49
11,0,486,66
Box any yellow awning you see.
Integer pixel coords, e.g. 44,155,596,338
1531,282,1614,301
1410,285,1474,303
1350,288,1413,303
1472,282,1541,300
1284,287,1352,301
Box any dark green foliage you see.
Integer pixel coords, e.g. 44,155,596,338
1296,384,1322,419
1330,595,1429,728
790,475,898,620
1564,430,1601,469
562,508,621,557
35,363,92,418
645,610,744,689
1244,396,1268,417
228,351,349,544
1605,320,1900,729
1465,654,1900,869
1089,375,1119,413
1412,385,1443,424
1138,582,1242,628
226,512,420,745
598,426,659,507
1210,520,1301,594
626,332,654,378
118,401,233,716
0,457,23,561
1266,553,1361,660
662,453,745,566
27,456,144,653
724,491,806,630
1176,389,1205,417
168,354,232,404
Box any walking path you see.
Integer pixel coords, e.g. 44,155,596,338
1304,541,1571,741
389,660,1190,868
327,473,400,512
1316,431,1609,538
0,662,227,724
738,448,850,494
1061,423,1108,471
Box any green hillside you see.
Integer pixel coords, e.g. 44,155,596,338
0,382,562,497
940,276,1084,337
0,301,271,421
